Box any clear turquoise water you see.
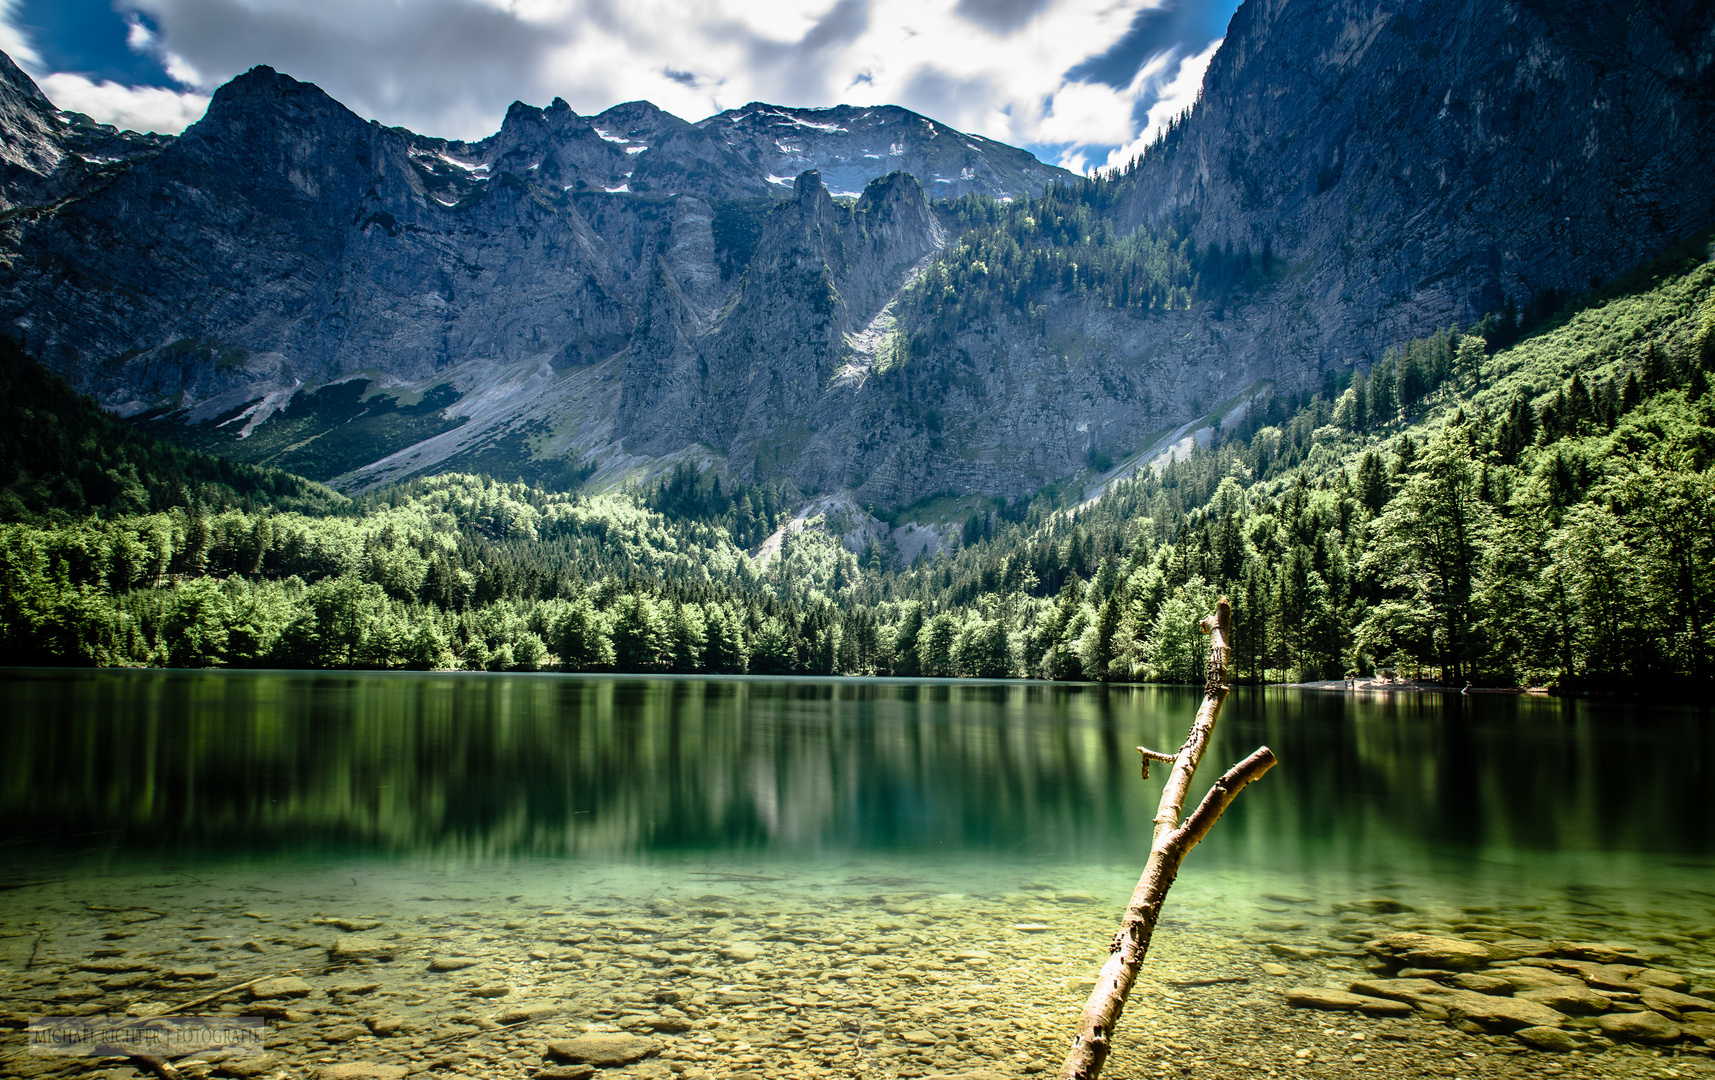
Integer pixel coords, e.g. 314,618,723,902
4,669,1714,1080
2,668,1710,924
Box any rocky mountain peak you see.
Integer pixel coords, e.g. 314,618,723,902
793,168,825,200
187,64,373,174
3,4,1707,509
698,101,1076,201
0,49,49,106
1115,0,1715,360
204,65,347,119
0,49,67,209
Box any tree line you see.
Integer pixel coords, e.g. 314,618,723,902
3,238,1711,689
898,182,1278,357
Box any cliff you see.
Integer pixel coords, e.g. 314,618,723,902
0,0,1710,508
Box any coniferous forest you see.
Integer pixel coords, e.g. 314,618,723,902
3,229,1711,691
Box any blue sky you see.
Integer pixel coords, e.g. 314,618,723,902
0,0,1240,173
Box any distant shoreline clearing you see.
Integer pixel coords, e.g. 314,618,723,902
1291,679,1549,695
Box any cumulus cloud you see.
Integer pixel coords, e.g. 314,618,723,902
0,0,209,133
37,72,210,133
2,0,1232,166
1095,36,1220,172
0,0,40,70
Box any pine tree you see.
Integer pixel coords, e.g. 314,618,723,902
1366,357,1398,425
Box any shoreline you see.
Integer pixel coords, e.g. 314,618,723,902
1289,679,1549,695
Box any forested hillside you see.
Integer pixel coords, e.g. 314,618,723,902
0,338,346,521
3,236,1711,686
899,181,1278,354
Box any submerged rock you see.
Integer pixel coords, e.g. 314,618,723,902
313,918,383,933
1681,1018,1715,1043
1517,985,1612,1015
1286,987,1413,1015
1347,978,1454,1003
1638,986,1713,1013
329,937,395,962
316,1065,409,1080
546,1033,662,1066
1484,966,1583,992
1630,968,1692,992
495,1001,559,1024
1596,1010,1682,1043
1333,898,1414,915
1513,1026,1579,1052
1365,933,1493,972
1267,943,1326,961
427,955,481,972
1441,992,1567,1033
247,976,312,1000
365,1016,411,1037
217,1054,280,1078
1449,973,1513,995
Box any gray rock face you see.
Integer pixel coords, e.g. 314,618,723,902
0,56,1074,499
0,52,170,214
0,51,66,210
698,102,1067,202
1116,0,1715,362
0,0,1710,506
616,168,948,486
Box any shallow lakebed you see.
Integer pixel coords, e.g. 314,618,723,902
1,671,1711,1079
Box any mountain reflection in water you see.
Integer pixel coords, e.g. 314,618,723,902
3,670,1709,897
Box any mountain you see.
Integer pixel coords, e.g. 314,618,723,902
0,0,1710,511
0,51,170,214
1115,0,1715,352
0,61,1074,500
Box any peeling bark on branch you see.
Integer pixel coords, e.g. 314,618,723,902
1060,597,1278,1080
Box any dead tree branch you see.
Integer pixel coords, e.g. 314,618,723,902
1060,596,1278,1080
1133,748,1177,780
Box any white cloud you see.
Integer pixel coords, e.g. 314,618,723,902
0,0,42,69
1096,36,1219,172
1033,79,1138,149
36,73,210,134
2,0,1225,164
0,0,208,133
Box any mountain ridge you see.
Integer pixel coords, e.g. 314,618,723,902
0,0,1711,509
1116,0,1715,348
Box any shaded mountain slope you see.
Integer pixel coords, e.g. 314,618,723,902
0,0,1710,509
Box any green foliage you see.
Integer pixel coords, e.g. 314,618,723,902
139,377,468,484
7,235,1714,690
644,462,782,550
841,236,1715,688
899,179,1277,354
0,337,345,522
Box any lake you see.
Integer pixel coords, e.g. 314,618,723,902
2,669,1711,1078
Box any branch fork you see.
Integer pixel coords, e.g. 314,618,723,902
1134,747,1177,780
1060,597,1278,1080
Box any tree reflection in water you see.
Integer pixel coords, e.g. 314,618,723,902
2,671,1709,902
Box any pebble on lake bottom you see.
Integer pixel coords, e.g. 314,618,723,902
0,863,1712,1080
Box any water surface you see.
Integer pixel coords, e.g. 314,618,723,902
2,671,1710,1078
